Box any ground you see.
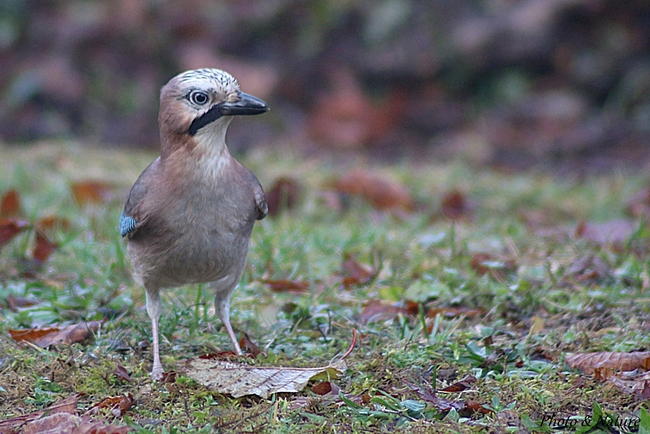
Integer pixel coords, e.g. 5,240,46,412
0,142,649,433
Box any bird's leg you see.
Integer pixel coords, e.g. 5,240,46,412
215,292,242,354
146,287,164,380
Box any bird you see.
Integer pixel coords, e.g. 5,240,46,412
119,68,269,380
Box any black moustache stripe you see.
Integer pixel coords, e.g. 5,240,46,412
188,105,223,136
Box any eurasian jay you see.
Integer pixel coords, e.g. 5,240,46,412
119,68,269,379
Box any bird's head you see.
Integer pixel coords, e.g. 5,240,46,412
158,68,269,157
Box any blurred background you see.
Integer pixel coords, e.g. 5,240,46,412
1,0,649,171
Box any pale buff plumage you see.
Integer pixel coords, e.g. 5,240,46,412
120,69,268,379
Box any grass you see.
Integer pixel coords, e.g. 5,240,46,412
1,141,650,433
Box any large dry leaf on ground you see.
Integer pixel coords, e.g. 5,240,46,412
331,170,414,211
0,394,80,433
22,413,131,434
0,218,29,248
185,357,347,398
1,189,21,217
566,351,650,377
9,320,103,347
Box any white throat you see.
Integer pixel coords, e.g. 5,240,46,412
192,117,233,177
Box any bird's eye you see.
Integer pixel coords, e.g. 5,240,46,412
189,91,209,105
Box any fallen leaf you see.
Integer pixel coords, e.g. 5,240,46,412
113,365,132,383
37,215,71,232
331,170,414,212
265,177,301,216
262,278,310,293
439,374,477,392
23,412,131,434
441,190,472,220
184,358,347,398
70,180,115,206
88,393,134,417
341,253,376,288
185,330,355,398
239,332,266,357
0,394,80,433
0,189,21,217
33,230,58,263
9,320,103,347
360,300,407,324
574,220,636,245
0,218,30,249
566,351,650,377
470,252,516,280
5,294,38,310
311,381,333,395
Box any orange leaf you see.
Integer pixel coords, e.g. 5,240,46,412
311,381,333,395
0,189,21,217
70,180,115,206
262,278,309,293
37,215,71,232
360,300,407,324
341,253,375,288
89,393,134,417
566,351,650,377
441,190,471,220
439,374,477,392
33,230,58,263
331,170,414,211
9,320,103,347
0,218,30,248
266,177,301,216
239,332,266,357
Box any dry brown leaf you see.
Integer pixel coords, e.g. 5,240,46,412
360,300,407,324
439,374,477,392
441,190,472,220
341,253,376,288
265,177,301,216
0,218,30,249
33,230,59,263
0,394,81,433
184,358,347,398
9,320,103,347
5,295,39,310
566,351,650,377
262,278,310,294
23,412,131,434
37,215,71,232
113,365,133,383
331,170,414,211
1,189,21,217
239,332,266,357
88,393,134,417
70,180,115,206
574,219,636,244
311,381,333,395
426,306,485,319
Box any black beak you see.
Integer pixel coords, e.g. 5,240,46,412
220,92,269,116
188,92,269,136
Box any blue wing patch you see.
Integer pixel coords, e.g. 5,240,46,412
119,211,137,237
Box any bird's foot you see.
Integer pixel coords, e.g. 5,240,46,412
150,366,164,381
